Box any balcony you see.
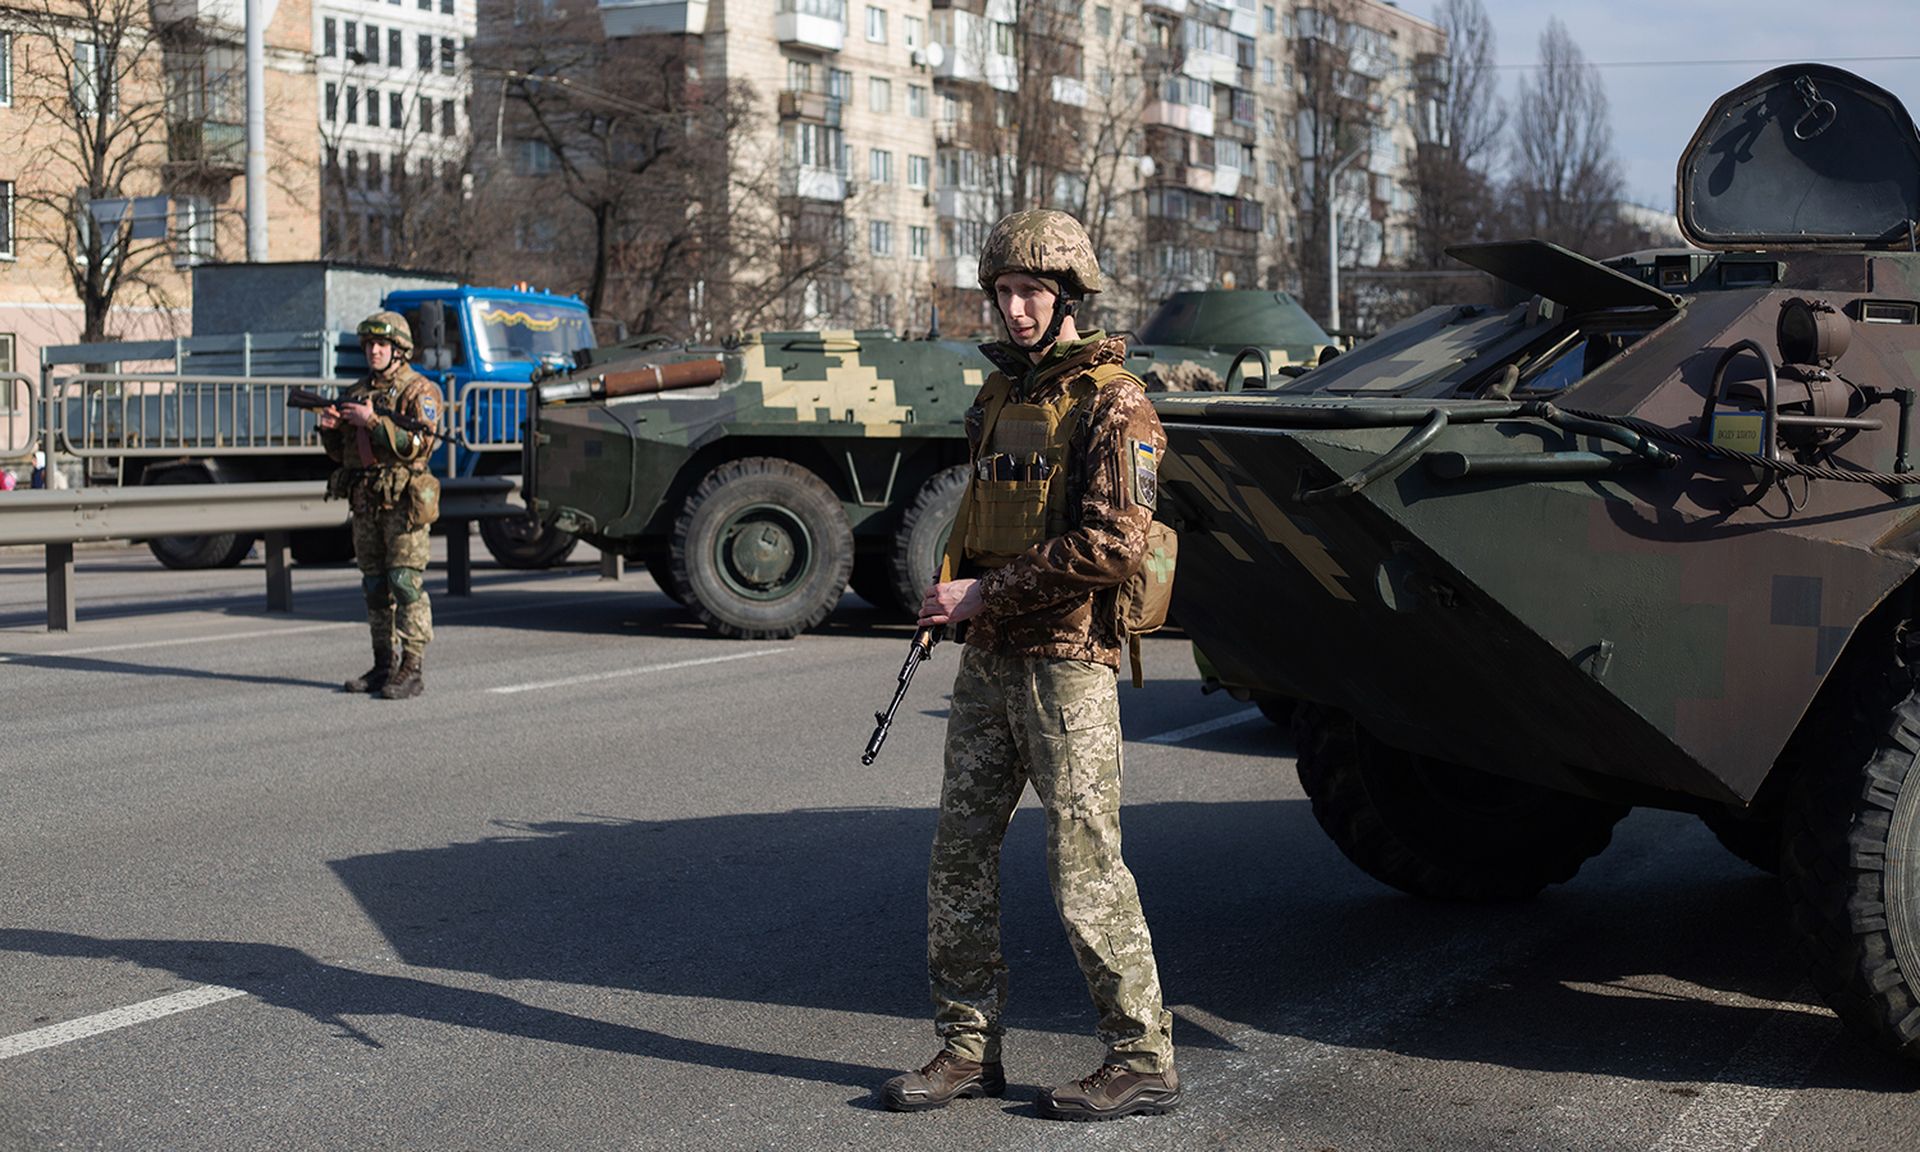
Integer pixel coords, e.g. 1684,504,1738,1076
777,90,843,126
1141,0,1188,12
1049,75,1085,107
1181,49,1238,86
598,0,708,37
1143,99,1214,137
781,164,848,201
934,185,995,220
776,0,845,51
167,119,245,176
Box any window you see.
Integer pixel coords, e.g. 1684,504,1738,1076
441,0,453,12
418,34,433,72
787,59,812,92
389,29,401,66
441,98,455,136
869,218,892,255
866,6,886,42
872,294,894,329
827,68,850,101
345,85,359,124
419,96,434,133
440,37,455,74
993,22,1012,55
419,0,430,9
73,42,116,117
0,181,12,259
0,334,12,371
0,34,10,106
518,137,556,175
323,17,337,57
1263,57,1275,86
365,24,380,63
909,224,928,259
904,15,921,47
367,152,383,190
869,148,892,183
906,83,926,118
369,213,385,255
346,148,359,187
1094,5,1110,36
325,81,339,121
345,20,358,57
788,121,844,171
868,77,889,114
390,91,404,128
1263,4,1275,33
366,87,380,126
906,154,928,188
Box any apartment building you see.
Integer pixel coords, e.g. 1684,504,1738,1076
0,0,320,372
504,0,1445,336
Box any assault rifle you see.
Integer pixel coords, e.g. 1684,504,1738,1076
287,386,436,434
862,626,938,765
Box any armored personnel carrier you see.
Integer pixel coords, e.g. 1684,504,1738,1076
1153,65,1920,1059
523,292,1329,639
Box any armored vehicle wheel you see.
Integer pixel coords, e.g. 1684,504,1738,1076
889,464,969,614
644,551,688,605
1782,691,1920,1060
479,513,579,569
1294,705,1629,903
1700,810,1782,875
144,466,254,570
671,457,853,639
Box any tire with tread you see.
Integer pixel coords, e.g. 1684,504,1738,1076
1782,689,1920,1060
888,464,969,615
1294,704,1628,903
144,467,254,570
671,456,852,639
477,458,578,568
644,551,688,605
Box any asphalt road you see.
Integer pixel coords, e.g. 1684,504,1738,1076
2,542,1916,1150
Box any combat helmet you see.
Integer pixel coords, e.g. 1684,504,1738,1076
977,209,1106,297
357,310,414,355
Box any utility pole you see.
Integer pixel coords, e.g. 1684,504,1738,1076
1325,147,1363,334
245,0,268,261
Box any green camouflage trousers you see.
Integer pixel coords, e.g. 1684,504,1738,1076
352,508,433,652
927,645,1174,1072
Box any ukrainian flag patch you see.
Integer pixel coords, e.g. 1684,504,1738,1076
1129,440,1158,509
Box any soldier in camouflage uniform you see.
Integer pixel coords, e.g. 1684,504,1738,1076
317,312,444,700
881,210,1179,1121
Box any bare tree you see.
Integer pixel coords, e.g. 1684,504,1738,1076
1408,0,1503,268
8,0,188,341
1508,16,1623,255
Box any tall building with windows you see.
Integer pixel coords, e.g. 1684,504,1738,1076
315,0,476,261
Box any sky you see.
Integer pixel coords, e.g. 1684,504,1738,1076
1451,0,1920,212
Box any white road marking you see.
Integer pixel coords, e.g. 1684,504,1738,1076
489,648,791,694
1643,981,1835,1152
1140,706,1263,745
0,985,248,1061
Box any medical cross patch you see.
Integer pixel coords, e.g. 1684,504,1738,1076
1130,440,1158,509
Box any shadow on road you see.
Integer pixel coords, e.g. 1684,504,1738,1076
0,653,340,689
5,801,1917,1094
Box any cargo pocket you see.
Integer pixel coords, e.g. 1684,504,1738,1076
1060,691,1122,819
405,473,441,529
965,479,1051,558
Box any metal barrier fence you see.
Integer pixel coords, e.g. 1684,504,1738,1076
2,476,523,631
2,373,36,465
455,379,529,454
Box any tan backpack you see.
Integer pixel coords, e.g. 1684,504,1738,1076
1118,519,1177,687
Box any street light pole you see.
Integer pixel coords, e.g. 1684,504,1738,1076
1325,146,1363,334
245,0,268,261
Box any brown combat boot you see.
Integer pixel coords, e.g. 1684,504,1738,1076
1038,1063,1181,1121
378,651,425,699
881,1050,1006,1112
343,648,395,694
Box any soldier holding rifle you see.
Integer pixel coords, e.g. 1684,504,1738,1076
876,210,1178,1121
315,311,444,700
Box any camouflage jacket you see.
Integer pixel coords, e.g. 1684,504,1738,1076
963,331,1166,668
319,362,444,475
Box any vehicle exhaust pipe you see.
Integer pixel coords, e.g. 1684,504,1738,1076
538,357,727,404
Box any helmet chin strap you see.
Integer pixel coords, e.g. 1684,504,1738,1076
1005,294,1077,353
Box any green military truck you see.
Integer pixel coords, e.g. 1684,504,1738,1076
523,291,1331,639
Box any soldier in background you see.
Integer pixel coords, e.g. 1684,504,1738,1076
317,312,444,700
881,210,1179,1121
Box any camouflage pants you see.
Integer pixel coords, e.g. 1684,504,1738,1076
927,645,1173,1072
352,508,433,653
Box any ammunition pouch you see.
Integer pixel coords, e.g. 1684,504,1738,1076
405,472,441,530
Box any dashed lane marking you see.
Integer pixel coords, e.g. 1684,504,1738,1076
0,985,248,1061
488,648,791,694
1140,706,1264,745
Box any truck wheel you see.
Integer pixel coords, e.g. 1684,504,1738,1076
1782,690,1920,1059
671,457,853,639
479,514,579,569
143,467,254,570
1700,810,1782,875
1294,705,1628,902
643,551,688,605
889,464,968,615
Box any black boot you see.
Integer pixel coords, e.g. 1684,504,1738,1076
378,651,425,699
344,649,395,694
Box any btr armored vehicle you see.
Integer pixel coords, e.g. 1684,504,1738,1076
1153,65,1920,1059
523,292,1330,640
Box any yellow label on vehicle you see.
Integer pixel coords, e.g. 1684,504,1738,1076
1711,412,1765,453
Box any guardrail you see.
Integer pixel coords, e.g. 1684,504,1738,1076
2,476,524,631
3,372,36,465
456,379,528,454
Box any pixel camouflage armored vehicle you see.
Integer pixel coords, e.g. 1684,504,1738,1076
522,292,1330,639
1152,65,1920,1059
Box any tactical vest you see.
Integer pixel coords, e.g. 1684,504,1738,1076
942,361,1133,578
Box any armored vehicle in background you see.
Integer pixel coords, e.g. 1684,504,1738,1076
1153,65,1920,1060
523,291,1331,640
